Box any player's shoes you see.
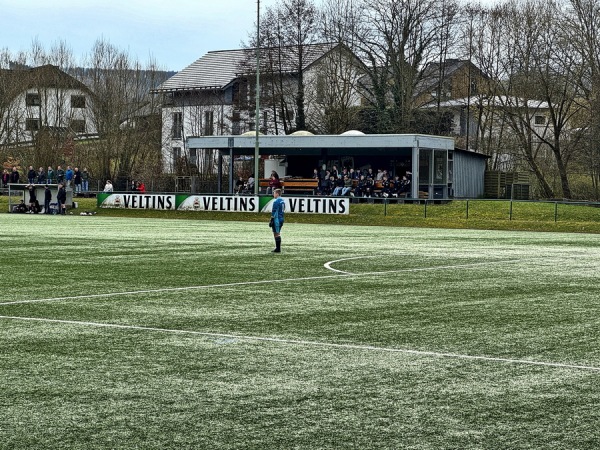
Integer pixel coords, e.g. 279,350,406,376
272,249,281,253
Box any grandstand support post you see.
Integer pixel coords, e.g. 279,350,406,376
217,153,223,194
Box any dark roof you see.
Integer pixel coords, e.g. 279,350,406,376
0,64,91,101
154,43,339,93
416,59,488,96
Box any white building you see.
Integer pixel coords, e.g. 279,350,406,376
153,43,364,173
0,65,96,145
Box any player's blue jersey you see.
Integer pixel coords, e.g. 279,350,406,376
272,197,285,222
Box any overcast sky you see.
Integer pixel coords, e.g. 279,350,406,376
1,0,498,72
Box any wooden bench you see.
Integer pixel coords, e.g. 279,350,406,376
259,178,318,195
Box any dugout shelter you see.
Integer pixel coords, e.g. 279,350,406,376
6,184,73,213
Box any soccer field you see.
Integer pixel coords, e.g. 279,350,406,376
1,214,599,449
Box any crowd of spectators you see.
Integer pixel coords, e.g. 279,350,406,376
1,164,91,193
313,164,412,198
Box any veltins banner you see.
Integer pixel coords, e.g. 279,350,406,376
98,194,349,215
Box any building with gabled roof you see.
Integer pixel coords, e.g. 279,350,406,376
153,43,365,173
0,64,97,146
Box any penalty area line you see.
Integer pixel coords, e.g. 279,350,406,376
0,258,521,307
0,314,599,373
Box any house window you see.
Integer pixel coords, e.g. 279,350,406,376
71,95,86,108
204,111,214,136
26,94,41,107
172,146,181,168
25,118,40,131
189,148,197,166
534,115,546,125
172,112,182,139
70,119,86,133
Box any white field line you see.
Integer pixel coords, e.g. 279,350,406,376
324,256,376,274
1,314,599,373
0,258,519,307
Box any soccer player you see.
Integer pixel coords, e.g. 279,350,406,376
271,188,285,253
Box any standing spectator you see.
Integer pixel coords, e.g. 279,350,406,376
27,166,36,184
57,183,67,215
10,166,20,184
312,168,319,180
130,180,137,191
73,167,82,194
81,168,89,192
318,173,332,195
103,180,114,192
1,169,9,187
136,181,146,193
65,165,74,187
44,185,52,214
37,166,45,184
46,166,54,184
270,188,285,253
56,165,65,184
27,184,37,212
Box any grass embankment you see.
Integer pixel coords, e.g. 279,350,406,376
2,194,600,233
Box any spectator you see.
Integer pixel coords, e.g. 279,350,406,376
44,185,52,214
27,166,36,184
65,166,74,187
331,165,339,179
81,168,89,192
136,181,146,193
73,167,82,194
245,175,255,193
342,175,353,196
312,168,319,180
266,171,281,195
332,175,345,196
318,172,332,195
46,166,54,184
130,180,137,191
10,166,19,184
381,176,392,198
13,199,28,213
235,176,245,194
103,180,114,192
56,165,65,184
27,184,37,212
1,169,9,188
57,183,67,215
37,166,45,184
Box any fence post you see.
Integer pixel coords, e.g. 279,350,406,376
509,200,513,221
384,198,387,216
424,199,427,218
554,202,558,222
466,199,469,220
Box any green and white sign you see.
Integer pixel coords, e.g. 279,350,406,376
98,194,349,214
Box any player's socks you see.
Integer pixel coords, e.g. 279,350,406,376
275,236,281,252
